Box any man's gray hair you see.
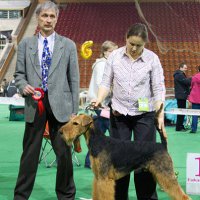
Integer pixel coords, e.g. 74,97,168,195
35,1,59,17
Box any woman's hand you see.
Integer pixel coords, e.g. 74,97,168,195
157,111,167,139
90,86,110,108
155,102,167,139
91,99,102,108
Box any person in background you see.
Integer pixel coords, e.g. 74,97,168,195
85,40,118,168
13,1,79,199
188,66,200,133
5,79,18,97
93,23,166,200
0,84,3,96
173,62,191,132
2,78,8,97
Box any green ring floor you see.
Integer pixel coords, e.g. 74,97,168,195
0,104,200,200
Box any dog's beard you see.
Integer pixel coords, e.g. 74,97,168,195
61,135,73,146
66,140,73,146
63,135,80,146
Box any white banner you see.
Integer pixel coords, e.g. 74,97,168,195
186,153,200,195
165,108,200,116
0,97,24,106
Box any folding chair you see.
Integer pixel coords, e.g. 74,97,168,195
39,122,56,168
72,138,81,166
39,122,81,168
184,100,192,130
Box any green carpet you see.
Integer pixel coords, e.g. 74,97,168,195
0,104,200,200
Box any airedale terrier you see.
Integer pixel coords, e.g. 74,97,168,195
59,113,191,200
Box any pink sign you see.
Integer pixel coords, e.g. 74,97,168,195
195,157,200,177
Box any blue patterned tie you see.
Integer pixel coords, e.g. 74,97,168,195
41,38,51,91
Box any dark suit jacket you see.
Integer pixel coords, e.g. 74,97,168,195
14,33,80,123
173,69,191,100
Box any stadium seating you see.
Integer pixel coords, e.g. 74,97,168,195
54,2,200,89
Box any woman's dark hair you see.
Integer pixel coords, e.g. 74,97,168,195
126,23,148,42
197,66,200,72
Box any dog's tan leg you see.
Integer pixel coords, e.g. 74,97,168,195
148,153,191,200
94,179,115,200
92,177,98,200
155,171,191,200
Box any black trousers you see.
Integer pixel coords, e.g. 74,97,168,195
176,99,186,131
14,93,75,200
110,111,158,200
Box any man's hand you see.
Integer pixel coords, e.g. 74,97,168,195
23,84,35,96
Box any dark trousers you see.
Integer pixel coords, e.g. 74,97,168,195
191,103,200,132
176,99,186,131
110,111,158,200
14,93,75,200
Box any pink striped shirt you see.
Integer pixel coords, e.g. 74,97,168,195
101,46,166,116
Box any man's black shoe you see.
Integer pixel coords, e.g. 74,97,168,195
190,130,196,133
84,164,91,169
176,128,188,132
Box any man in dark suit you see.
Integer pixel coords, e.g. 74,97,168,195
173,62,191,132
13,1,79,199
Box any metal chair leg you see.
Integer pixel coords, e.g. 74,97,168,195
72,147,81,166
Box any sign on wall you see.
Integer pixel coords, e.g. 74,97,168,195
186,153,200,195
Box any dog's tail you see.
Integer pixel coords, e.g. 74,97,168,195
157,127,167,149
155,103,167,149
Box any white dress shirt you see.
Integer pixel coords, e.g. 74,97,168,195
38,32,55,66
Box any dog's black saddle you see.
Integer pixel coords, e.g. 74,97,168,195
88,123,167,173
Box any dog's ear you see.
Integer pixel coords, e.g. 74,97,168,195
72,117,82,125
59,126,64,133
81,115,93,127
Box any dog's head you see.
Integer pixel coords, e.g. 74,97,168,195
59,114,93,146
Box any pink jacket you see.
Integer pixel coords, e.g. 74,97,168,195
188,73,200,104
